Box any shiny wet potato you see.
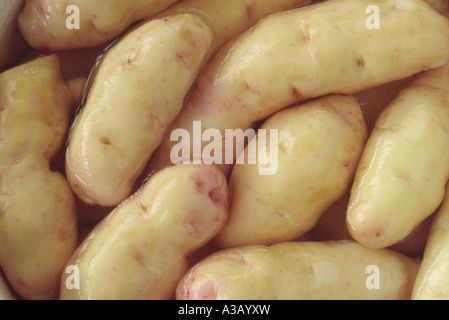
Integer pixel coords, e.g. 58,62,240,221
3,0,449,301
18,0,179,51
216,95,367,247
348,63,449,249
66,14,213,207
177,240,420,300
59,164,229,300
0,55,78,300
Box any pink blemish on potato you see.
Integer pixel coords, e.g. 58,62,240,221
209,187,224,207
195,177,206,194
180,275,219,300
183,214,201,236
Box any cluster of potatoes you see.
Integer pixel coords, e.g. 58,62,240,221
2,0,449,300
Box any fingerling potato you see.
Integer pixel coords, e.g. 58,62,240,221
18,0,179,51
215,95,367,248
59,163,229,300
0,54,78,300
66,14,213,207
177,240,420,300
347,63,449,249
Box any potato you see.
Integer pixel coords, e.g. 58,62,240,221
347,63,449,250
59,163,229,300
176,240,420,300
0,54,78,300
412,187,449,300
146,0,449,177
215,95,367,248
18,0,179,51
310,191,433,255
66,14,213,207
156,0,311,57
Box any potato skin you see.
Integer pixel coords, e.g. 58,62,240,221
412,187,449,300
177,240,420,300
156,0,311,56
0,55,78,300
147,0,449,176
215,95,367,248
59,164,229,300
18,0,179,51
66,14,213,207
347,64,449,249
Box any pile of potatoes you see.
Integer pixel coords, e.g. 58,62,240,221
1,0,449,300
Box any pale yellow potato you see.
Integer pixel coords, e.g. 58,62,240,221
177,240,420,300
147,0,449,177
0,55,78,300
156,0,311,57
215,95,367,248
18,0,179,51
59,163,229,300
310,190,433,255
412,188,449,300
347,63,449,250
66,14,213,207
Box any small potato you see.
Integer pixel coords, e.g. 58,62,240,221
147,0,449,176
66,14,213,207
0,55,78,300
412,187,449,300
177,240,420,300
215,95,367,248
347,63,449,249
59,163,229,300
18,0,179,51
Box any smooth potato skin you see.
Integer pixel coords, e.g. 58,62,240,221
0,55,78,300
177,240,420,300
156,0,311,56
215,95,367,248
66,14,213,207
347,64,449,249
413,188,449,300
147,0,449,176
18,0,179,51
59,164,229,300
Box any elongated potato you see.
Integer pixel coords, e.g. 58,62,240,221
18,0,179,51
177,240,420,300
147,0,449,176
215,95,367,248
412,188,449,300
156,0,311,57
59,163,229,300
66,14,213,207
347,63,449,250
0,55,78,300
